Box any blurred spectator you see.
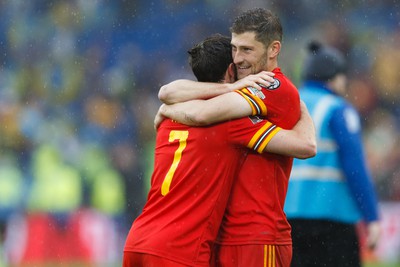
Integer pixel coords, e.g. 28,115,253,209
284,41,380,267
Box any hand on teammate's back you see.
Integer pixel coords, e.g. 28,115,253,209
154,104,166,130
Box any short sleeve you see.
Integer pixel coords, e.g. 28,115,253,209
228,116,282,154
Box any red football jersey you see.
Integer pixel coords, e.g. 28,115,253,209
217,68,300,245
124,117,281,266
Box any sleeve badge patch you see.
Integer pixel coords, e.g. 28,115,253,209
248,115,263,124
267,78,281,90
247,86,265,99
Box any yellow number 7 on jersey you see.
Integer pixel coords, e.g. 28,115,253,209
161,130,189,196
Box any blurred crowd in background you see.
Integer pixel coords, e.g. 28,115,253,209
0,0,399,266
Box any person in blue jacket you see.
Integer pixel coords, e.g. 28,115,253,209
284,41,381,267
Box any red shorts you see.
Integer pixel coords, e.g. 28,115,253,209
123,251,191,267
211,244,292,267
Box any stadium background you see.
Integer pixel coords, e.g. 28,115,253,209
0,0,399,266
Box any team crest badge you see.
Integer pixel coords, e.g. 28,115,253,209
267,78,281,90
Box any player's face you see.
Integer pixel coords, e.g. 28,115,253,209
231,32,269,80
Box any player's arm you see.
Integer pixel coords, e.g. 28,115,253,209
158,71,274,104
155,100,316,159
262,101,316,159
157,91,254,127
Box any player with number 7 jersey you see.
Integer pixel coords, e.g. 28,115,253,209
123,115,281,266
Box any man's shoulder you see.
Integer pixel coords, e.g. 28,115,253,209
271,68,298,91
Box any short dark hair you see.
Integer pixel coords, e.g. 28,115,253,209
230,8,282,48
188,34,232,82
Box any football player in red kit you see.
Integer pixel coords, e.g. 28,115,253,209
124,33,315,267
158,9,303,267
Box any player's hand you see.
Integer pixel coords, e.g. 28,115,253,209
366,221,381,250
154,104,166,130
229,71,275,91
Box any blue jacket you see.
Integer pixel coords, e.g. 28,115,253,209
284,81,379,224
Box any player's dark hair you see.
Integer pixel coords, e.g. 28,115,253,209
188,34,232,82
230,8,282,49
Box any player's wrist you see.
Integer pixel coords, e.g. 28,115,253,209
223,83,236,93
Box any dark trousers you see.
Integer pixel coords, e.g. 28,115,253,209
289,219,361,267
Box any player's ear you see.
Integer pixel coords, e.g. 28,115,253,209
269,41,281,58
227,63,236,83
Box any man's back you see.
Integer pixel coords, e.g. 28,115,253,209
124,117,279,266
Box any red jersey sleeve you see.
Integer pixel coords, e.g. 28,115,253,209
234,68,300,129
235,89,268,117
228,116,282,154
